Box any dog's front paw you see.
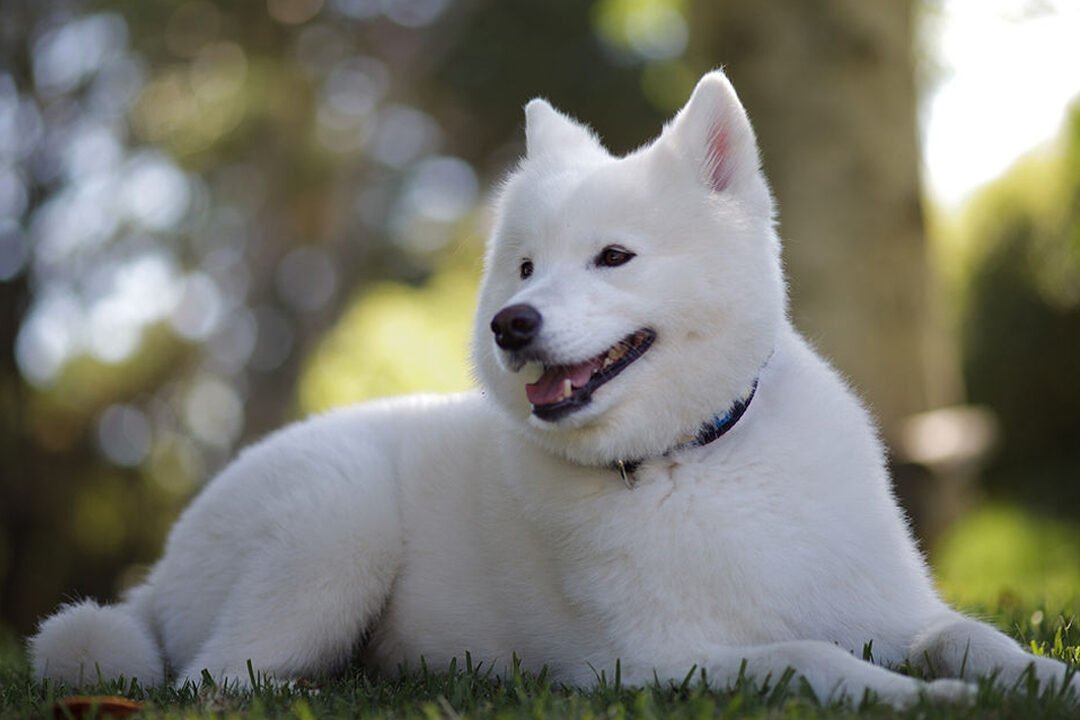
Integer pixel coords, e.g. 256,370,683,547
1024,654,1080,699
923,678,977,704
1058,665,1080,701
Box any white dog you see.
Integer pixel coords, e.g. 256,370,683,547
30,70,1078,708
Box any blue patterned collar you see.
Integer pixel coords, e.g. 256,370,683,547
614,378,759,488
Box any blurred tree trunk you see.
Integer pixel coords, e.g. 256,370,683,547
690,0,954,438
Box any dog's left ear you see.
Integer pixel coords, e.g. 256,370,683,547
656,70,761,194
525,98,607,161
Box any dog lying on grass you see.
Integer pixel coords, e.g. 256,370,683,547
31,69,1079,708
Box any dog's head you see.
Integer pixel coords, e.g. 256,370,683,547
472,70,786,466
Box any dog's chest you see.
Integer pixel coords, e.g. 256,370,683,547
531,459,812,648
369,450,841,676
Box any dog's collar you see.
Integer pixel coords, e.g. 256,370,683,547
613,378,759,489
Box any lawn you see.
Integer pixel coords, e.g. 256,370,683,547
2,603,1077,720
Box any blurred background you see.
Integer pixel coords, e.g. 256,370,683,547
1,0,1078,644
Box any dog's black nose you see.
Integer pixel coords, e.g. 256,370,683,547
491,304,542,351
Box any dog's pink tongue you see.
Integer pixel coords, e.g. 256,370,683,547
526,361,597,405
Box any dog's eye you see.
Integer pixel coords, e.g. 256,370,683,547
595,245,635,268
520,259,533,279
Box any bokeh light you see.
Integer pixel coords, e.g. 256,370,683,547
97,404,153,467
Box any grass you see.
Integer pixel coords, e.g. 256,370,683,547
933,504,1080,613
1,605,1078,719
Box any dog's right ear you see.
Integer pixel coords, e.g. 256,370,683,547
525,99,606,160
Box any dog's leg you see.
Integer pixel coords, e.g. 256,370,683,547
726,640,974,706
909,612,1079,694
630,640,975,708
173,452,405,688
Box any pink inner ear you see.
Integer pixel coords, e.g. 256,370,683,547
705,122,734,192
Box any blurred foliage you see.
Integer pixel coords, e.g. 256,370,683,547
300,250,480,413
934,504,1080,613
952,102,1080,513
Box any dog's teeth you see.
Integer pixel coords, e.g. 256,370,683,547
563,379,573,399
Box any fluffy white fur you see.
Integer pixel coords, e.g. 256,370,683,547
30,70,1078,708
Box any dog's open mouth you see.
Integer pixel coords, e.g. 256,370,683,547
526,329,656,422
